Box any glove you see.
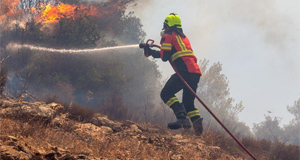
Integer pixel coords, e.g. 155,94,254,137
144,45,152,57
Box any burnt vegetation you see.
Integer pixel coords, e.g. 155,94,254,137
1,0,167,134
0,0,299,159
1,98,299,160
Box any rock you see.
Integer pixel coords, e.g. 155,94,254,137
51,114,69,127
0,136,33,160
77,154,87,159
48,103,64,113
176,138,189,144
0,99,22,108
0,99,58,121
44,152,57,160
170,154,184,160
58,154,76,160
16,144,32,154
0,135,18,142
172,134,183,139
209,146,220,150
74,123,113,137
125,124,142,133
122,120,144,132
91,115,122,132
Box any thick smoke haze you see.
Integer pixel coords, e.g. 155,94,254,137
127,0,300,127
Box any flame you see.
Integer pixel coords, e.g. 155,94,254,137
39,3,77,23
0,0,130,31
0,0,21,21
34,3,97,24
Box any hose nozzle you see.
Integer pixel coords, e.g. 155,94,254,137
139,43,146,48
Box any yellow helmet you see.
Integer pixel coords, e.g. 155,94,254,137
163,13,182,29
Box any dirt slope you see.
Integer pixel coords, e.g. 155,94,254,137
0,97,249,160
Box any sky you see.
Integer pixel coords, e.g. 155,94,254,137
127,0,300,128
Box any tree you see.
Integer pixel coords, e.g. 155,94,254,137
55,16,102,48
196,60,251,136
253,115,283,141
3,0,162,114
23,21,47,43
111,11,146,44
282,97,300,145
252,97,300,145
287,97,300,123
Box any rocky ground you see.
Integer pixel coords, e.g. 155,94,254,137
0,97,251,160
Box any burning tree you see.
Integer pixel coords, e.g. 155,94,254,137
0,0,21,21
1,0,161,124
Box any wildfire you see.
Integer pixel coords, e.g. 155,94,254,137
0,0,128,25
0,0,21,21
34,3,97,24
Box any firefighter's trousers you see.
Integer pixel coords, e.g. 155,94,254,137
160,72,201,121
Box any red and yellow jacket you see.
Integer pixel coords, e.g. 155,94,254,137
152,31,201,75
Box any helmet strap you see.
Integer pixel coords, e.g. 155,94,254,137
163,23,168,30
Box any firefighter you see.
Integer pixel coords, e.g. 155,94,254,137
144,13,203,135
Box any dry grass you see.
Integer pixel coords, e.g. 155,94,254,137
0,117,230,159
200,129,300,160
1,118,96,155
0,118,165,159
1,101,299,160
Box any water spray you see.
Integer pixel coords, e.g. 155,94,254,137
139,39,257,160
7,43,139,53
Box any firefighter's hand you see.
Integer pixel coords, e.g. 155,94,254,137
144,45,152,57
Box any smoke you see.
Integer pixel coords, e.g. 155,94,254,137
19,0,52,9
130,0,298,50
127,0,300,127
126,0,299,78
209,0,297,49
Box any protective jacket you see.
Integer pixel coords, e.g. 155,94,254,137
152,30,201,75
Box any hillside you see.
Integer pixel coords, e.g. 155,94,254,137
1,97,299,160
0,97,255,160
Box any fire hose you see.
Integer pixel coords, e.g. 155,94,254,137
139,39,257,160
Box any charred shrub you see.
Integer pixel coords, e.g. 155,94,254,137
269,142,300,160
100,91,128,121
259,139,272,152
55,16,102,48
0,63,7,95
44,96,95,123
67,103,95,123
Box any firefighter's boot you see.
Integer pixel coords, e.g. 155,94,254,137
192,118,203,136
168,103,191,129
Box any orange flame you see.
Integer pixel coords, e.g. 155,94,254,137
0,0,21,21
0,0,130,28
34,3,97,24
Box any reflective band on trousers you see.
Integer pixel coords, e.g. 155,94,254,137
166,97,179,107
170,50,194,62
187,110,200,118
